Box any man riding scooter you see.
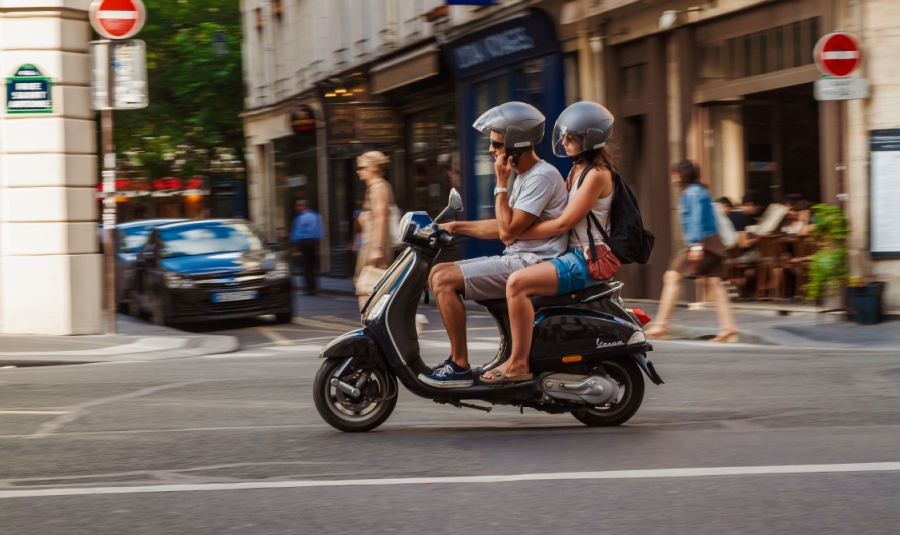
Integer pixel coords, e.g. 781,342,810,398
422,101,569,388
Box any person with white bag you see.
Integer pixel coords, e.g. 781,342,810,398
354,151,400,309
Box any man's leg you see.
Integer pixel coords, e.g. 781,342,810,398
428,263,469,368
300,240,317,294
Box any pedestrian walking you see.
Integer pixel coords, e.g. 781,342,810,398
644,159,739,343
290,199,324,295
355,151,399,309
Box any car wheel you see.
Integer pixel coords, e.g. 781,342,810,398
151,294,167,326
275,311,293,324
125,291,141,318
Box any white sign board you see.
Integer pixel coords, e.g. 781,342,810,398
89,39,148,110
870,130,900,258
814,78,869,101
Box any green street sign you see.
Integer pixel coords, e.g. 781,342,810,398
6,64,53,114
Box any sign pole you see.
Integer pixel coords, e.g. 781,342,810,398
101,55,117,334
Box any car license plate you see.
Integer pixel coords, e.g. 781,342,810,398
211,290,258,303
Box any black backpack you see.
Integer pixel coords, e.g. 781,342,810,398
577,165,655,264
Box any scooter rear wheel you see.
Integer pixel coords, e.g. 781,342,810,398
313,358,397,432
572,355,645,427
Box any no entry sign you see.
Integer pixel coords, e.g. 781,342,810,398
90,0,146,40
814,32,862,78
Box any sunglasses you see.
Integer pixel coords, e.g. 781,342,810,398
489,140,505,149
562,132,581,144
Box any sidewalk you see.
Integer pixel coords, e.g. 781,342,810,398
304,276,900,350
0,276,896,367
0,314,238,367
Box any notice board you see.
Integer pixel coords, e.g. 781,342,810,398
870,129,900,258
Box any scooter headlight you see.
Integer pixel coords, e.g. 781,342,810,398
398,212,415,242
627,331,647,345
366,294,391,322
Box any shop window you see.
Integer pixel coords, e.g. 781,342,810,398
407,105,458,217
791,21,803,68
697,17,820,83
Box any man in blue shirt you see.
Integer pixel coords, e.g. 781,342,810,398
290,199,324,295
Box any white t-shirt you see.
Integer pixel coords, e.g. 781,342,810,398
503,160,569,259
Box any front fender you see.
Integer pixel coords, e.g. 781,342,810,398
319,329,379,362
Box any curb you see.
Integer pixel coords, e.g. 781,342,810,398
0,334,239,366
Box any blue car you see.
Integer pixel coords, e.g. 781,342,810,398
131,219,293,325
114,218,187,313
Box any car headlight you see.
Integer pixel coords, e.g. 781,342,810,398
164,272,194,289
266,260,291,281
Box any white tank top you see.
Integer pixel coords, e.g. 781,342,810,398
568,169,612,249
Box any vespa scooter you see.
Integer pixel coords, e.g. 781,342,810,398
313,189,663,432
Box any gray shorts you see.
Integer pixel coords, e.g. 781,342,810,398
455,253,541,301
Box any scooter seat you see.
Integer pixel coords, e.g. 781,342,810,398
474,282,613,311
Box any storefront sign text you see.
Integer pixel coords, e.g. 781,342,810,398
453,28,535,70
326,105,402,145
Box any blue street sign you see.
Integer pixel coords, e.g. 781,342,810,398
6,64,53,114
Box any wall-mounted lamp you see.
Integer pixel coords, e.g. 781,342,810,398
659,6,703,30
589,35,603,54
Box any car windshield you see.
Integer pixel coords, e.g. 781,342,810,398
158,223,264,258
118,226,155,253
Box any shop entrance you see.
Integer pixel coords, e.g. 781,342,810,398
707,83,821,208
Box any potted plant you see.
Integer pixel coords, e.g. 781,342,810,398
804,203,849,305
804,203,886,323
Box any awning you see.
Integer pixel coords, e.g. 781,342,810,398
370,44,439,94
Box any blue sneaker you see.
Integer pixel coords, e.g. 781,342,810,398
430,357,452,372
419,360,474,388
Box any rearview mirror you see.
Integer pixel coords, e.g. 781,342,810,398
434,188,465,224
448,188,463,212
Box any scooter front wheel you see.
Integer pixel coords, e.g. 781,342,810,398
572,355,645,427
313,358,398,432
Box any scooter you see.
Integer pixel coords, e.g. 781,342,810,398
313,189,663,432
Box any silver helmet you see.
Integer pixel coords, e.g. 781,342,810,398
551,101,614,159
472,101,546,149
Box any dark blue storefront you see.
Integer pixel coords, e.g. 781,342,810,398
442,9,568,259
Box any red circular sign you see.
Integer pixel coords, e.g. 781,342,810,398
90,0,146,40
814,32,862,77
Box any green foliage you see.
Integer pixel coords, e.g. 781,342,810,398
805,203,850,301
109,0,244,179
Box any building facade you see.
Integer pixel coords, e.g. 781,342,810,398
242,0,900,307
0,0,102,334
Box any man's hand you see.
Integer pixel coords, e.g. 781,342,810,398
441,221,459,234
494,153,513,187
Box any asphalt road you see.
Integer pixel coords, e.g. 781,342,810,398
1,293,898,534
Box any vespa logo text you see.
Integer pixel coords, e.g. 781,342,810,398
596,338,625,349
454,27,535,70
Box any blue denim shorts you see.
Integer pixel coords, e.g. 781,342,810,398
548,247,593,294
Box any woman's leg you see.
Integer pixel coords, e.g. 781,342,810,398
709,277,739,342
645,270,681,336
489,262,559,377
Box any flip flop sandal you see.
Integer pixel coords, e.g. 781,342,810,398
480,368,534,384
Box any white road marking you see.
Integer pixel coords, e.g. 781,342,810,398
200,352,274,359
266,344,323,352
0,410,68,415
1,463,897,498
